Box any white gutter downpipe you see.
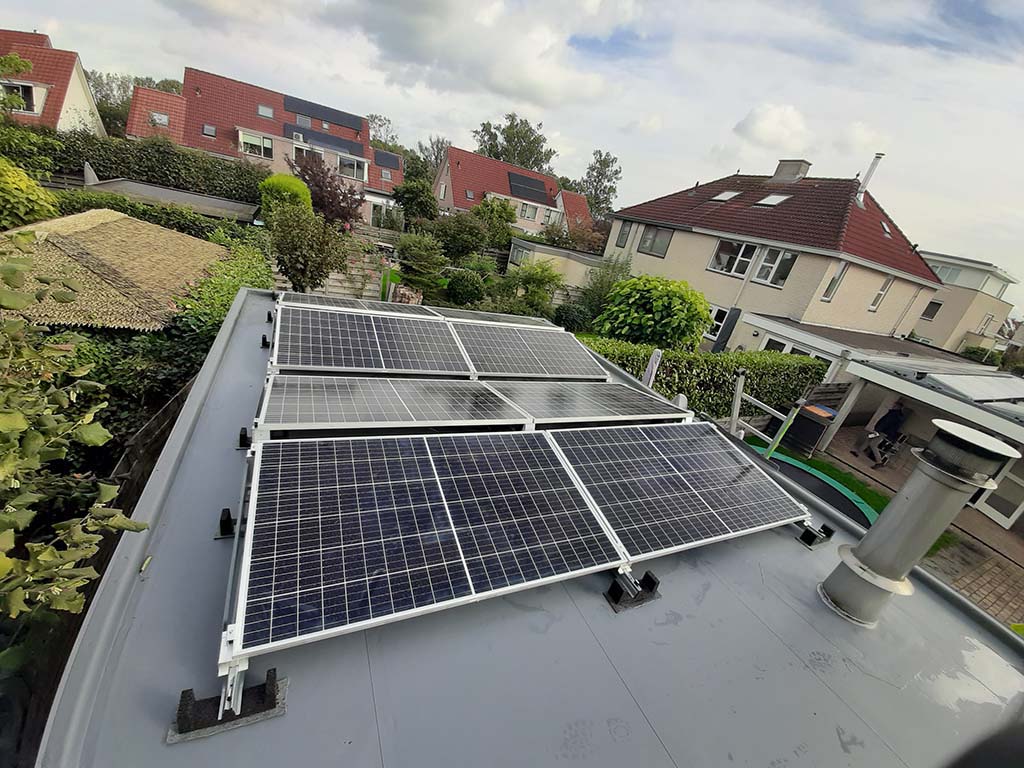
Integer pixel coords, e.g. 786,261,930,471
856,152,885,206
819,419,1019,627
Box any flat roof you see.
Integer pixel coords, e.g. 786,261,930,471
919,250,1020,284
39,290,1024,768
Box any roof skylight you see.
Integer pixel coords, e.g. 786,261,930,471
881,220,892,238
756,194,791,206
711,191,741,201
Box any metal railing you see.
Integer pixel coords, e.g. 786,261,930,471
728,368,805,460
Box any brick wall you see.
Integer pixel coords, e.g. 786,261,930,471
125,86,186,142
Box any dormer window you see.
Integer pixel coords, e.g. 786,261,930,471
756,194,791,206
880,220,892,238
711,191,740,201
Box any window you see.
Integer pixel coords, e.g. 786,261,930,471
920,300,942,321
711,191,740,201
821,261,848,302
2,83,34,112
978,313,996,335
381,168,392,181
296,114,312,129
982,276,1008,299
869,276,894,311
880,220,892,238
339,155,367,181
519,202,538,220
439,182,447,199
466,190,475,200
616,221,632,248
322,121,330,130
510,244,530,266
542,208,563,226
790,347,812,357
149,111,169,127
933,264,962,284
240,132,273,159
705,305,729,340
202,123,216,137
756,194,790,206
257,104,274,119
708,240,757,276
763,338,787,352
754,248,798,287
293,144,323,162
638,225,673,258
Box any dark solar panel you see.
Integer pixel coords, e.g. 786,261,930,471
374,315,472,373
260,376,529,429
429,306,556,327
452,323,606,378
487,380,686,423
279,292,440,318
508,171,551,205
552,422,807,560
374,149,402,170
282,95,363,131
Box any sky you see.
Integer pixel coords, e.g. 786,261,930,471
9,0,1024,311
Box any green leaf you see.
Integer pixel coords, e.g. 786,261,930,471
0,644,29,672
61,278,84,292
96,483,119,504
0,508,35,531
20,430,44,457
6,587,28,618
0,529,14,553
68,363,95,377
0,554,13,579
0,411,28,433
73,422,113,446
101,513,148,533
0,287,34,310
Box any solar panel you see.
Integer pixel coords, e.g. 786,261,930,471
453,323,607,379
508,171,551,205
273,306,471,375
279,292,441,318
486,380,687,423
552,422,807,561
259,376,529,431
429,306,556,327
235,433,625,656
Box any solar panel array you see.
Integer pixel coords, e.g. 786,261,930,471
453,323,606,379
261,376,529,429
429,306,556,327
279,292,441,318
274,306,471,375
488,380,687,423
552,423,807,560
508,171,551,205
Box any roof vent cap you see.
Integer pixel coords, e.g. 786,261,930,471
769,159,811,184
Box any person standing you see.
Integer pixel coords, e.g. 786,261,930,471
852,402,907,465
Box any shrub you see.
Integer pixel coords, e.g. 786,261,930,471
259,173,311,222
286,154,364,226
595,275,711,350
48,131,270,202
445,270,485,305
268,203,350,293
392,178,438,221
53,189,250,240
462,251,498,281
0,156,57,229
580,335,828,417
554,301,594,333
960,345,1001,365
492,259,565,316
579,254,630,318
470,197,516,248
397,233,447,294
432,211,488,264
0,123,62,180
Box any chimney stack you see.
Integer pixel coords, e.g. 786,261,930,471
819,420,1018,627
856,152,885,206
769,159,811,184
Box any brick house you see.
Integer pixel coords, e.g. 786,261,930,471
0,29,105,135
126,68,402,224
434,146,593,233
604,156,946,361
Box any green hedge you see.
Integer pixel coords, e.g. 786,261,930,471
579,335,828,418
49,131,269,203
53,189,250,241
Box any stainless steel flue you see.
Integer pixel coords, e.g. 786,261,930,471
819,419,1019,627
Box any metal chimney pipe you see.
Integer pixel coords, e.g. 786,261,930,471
856,152,885,205
819,420,1019,627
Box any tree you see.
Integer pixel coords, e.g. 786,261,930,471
0,54,32,115
595,275,711,350
417,135,451,178
432,212,488,264
402,151,432,183
579,254,631,319
396,233,447,294
268,203,351,292
85,71,182,137
470,197,516,248
492,260,565,316
473,113,556,173
574,149,622,219
286,153,365,226
366,113,401,151
258,173,311,223
557,175,578,192
445,270,485,305
392,178,438,221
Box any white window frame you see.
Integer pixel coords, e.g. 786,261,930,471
711,191,740,201
257,104,274,119
509,244,530,266
439,182,447,199
338,154,368,181
638,225,673,258
920,300,943,321
756,194,790,206
615,221,632,248
759,335,835,370
2,82,40,114
519,202,538,220
753,248,798,288
978,313,996,335
708,239,757,277
293,143,323,162
868,276,894,312
240,131,273,159
202,123,216,137
322,120,330,130
933,264,961,284
880,220,892,238
705,305,729,340
466,190,475,200
821,261,848,302
381,168,392,181
296,114,312,129
150,111,169,127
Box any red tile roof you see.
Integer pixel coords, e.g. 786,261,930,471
0,32,77,131
559,189,593,229
126,86,187,143
615,173,939,283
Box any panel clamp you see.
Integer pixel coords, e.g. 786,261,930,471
605,567,660,613
796,519,835,550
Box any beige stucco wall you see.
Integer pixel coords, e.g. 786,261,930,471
57,60,105,135
801,261,936,336
515,250,593,287
913,284,1013,351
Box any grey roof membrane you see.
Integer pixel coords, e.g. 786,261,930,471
39,290,1024,768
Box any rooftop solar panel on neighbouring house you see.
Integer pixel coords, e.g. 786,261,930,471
452,323,607,379
508,171,551,205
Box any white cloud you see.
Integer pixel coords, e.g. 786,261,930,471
834,121,888,156
733,104,813,154
622,114,663,135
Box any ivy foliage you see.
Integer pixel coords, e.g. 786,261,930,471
0,157,57,230
595,275,711,350
554,302,593,333
0,231,146,630
580,335,828,418
0,123,62,180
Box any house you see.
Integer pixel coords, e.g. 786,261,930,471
125,68,402,225
509,236,604,304
0,29,105,135
12,209,226,330
434,146,593,232
604,156,943,353
912,251,1018,352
